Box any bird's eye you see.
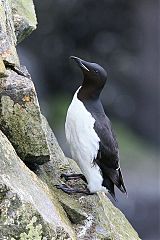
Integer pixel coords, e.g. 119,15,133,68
94,70,98,73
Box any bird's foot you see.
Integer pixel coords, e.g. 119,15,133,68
55,183,93,195
60,173,87,183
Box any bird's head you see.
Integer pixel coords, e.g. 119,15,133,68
70,56,107,100
70,56,107,87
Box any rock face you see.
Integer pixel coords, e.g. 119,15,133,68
0,0,49,165
11,0,37,43
0,0,37,66
0,0,141,239
0,68,50,164
0,130,75,240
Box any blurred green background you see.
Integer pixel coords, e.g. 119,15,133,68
18,0,159,239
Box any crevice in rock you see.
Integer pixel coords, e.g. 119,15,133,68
60,201,87,225
4,60,31,78
24,161,41,172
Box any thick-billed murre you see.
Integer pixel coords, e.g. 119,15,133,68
57,56,127,200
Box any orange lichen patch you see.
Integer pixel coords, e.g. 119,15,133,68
1,48,13,58
22,95,31,102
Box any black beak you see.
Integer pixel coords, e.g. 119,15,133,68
70,56,90,71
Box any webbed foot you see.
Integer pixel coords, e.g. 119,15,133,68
60,173,87,183
55,183,93,195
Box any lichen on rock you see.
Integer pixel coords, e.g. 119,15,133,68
0,0,19,65
0,0,37,66
10,0,37,43
0,69,50,164
0,130,76,240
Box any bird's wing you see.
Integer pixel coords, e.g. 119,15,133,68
93,115,127,197
94,115,119,169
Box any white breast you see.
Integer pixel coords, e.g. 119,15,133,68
65,87,107,193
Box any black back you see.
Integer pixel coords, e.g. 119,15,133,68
78,97,127,199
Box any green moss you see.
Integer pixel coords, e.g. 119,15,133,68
0,94,50,163
12,0,37,26
0,129,76,239
97,193,140,240
19,216,43,240
10,0,37,43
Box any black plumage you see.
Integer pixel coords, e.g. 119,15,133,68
78,97,127,199
75,56,127,199
57,56,127,200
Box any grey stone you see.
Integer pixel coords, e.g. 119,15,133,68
0,57,7,77
0,0,37,67
10,0,37,44
0,0,19,66
0,69,50,164
0,130,76,240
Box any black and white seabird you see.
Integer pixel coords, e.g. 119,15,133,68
57,56,127,200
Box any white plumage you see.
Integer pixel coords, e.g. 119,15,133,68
65,87,108,193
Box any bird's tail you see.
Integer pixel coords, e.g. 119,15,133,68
102,176,117,201
102,167,127,196
118,168,127,194
108,168,127,194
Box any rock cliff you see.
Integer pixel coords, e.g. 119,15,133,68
0,1,141,239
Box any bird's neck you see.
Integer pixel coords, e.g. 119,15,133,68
77,84,102,101
76,87,105,116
